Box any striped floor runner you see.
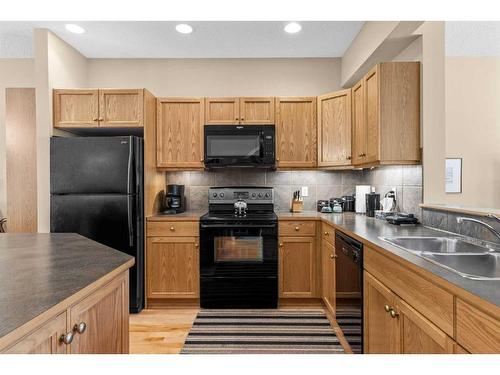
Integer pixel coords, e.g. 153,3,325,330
181,309,345,354
336,308,362,354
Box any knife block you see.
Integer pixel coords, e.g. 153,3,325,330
291,199,303,213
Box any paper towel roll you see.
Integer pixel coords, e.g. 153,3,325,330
355,185,372,213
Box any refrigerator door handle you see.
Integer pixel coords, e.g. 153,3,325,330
127,195,134,247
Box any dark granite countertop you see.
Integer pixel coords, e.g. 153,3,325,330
278,211,500,308
0,233,134,339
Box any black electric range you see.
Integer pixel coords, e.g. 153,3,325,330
199,186,278,308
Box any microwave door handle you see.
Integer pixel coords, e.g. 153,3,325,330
259,132,264,158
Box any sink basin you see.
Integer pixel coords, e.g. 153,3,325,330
379,236,492,255
379,236,500,280
420,253,500,280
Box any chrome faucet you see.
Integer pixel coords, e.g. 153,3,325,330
456,216,500,242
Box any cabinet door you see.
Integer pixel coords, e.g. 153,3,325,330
205,97,239,124
239,97,275,124
317,90,352,167
276,97,317,168
146,237,199,298
364,66,380,164
53,89,99,128
397,298,454,354
321,240,336,314
4,313,67,354
99,89,143,127
351,80,365,165
279,236,316,298
364,272,400,353
69,273,129,354
157,98,204,169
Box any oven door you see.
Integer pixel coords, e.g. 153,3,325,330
200,222,278,278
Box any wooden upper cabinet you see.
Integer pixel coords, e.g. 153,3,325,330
53,89,99,127
157,98,204,169
3,313,67,354
351,79,365,166
364,66,380,164
205,97,239,124
68,273,129,354
364,272,400,354
279,236,316,298
317,89,352,167
276,97,317,168
99,89,144,127
146,237,199,299
239,97,275,124
352,62,420,167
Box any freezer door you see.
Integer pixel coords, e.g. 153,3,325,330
51,194,143,311
50,136,138,194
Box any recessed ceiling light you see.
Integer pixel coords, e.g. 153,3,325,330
176,24,193,34
284,22,301,34
65,24,85,34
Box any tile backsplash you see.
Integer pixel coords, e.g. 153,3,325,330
166,165,423,216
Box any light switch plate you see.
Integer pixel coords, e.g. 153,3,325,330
301,186,308,197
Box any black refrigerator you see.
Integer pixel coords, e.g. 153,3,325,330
50,136,144,313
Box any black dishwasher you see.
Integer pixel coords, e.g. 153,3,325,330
335,231,363,354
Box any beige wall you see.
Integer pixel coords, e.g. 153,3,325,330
0,59,35,219
34,29,88,232
445,57,500,208
87,58,341,97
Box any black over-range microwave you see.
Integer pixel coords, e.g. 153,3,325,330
204,125,276,168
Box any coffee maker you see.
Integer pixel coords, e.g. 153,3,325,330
163,184,186,214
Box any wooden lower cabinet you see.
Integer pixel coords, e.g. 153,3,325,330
321,240,336,314
68,273,129,354
4,313,67,354
2,272,130,354
146,237,199,299
364,271,454,354
279,236,316,298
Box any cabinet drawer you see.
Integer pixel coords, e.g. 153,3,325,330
279,221,316,236
147,221,199,237
364,247,454,337
321,223,334,244
456,299,500,353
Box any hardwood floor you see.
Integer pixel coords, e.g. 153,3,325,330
129,305,353,354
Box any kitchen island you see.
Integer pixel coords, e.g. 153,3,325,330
0,233,134,354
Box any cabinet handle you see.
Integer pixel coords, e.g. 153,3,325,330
330,254,337,259
93,118,98,122
73,322,87,334
279,243,283,247
324,231,329,236
201,158,204,162
389,309,399,319
170,226,175,231
195,243,199,248
384,304,391,313
59,332,74,345
346,156,352,160
99,117,104,121
294,226,300,231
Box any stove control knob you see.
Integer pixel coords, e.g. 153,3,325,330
258,193,263,198
265,192,270,198
220,192,225,198
212,193,218,198
252,193,256,198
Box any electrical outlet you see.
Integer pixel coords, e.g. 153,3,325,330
301,186,308,197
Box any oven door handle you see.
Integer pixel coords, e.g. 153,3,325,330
200,223,277,228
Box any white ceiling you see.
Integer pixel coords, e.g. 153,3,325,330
445,21,500,57
0,21,364,58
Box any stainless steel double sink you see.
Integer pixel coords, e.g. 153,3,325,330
379,236,500,280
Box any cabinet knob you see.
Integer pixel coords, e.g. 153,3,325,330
201,158,204,162
330,254,337,259
324,231,329,236
98,117,104,121
346,156,352,160
235,118,239,121
279,243,283,247
294,226,300,231
59,332,74,345
384,304,391,313
241,117,244,121
93,118,98,122
170,226,175,231
195,243,199,248
358,153,363,157
389,309,399,319
73,322,87,334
